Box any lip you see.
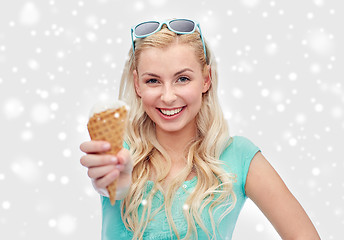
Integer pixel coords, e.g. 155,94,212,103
157,106,186,120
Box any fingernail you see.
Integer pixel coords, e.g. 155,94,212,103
110,156,117,162
102,143,111,150
115,164,122,169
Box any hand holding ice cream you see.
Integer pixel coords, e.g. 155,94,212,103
81,99,130,205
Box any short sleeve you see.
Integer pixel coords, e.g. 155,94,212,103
236,137,260,195
220,136,260,197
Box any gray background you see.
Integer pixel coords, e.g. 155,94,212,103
0,0,343,239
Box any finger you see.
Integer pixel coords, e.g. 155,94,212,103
117,148,133,173
80,154,117,168
80,140,111,154
87,165,118,179
116,148,130,165
93,170,119,189
114,164,124,172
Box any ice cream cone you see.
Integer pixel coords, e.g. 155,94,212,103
87,103,128,205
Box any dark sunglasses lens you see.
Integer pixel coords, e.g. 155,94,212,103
135,22,160,37
169,20,195,33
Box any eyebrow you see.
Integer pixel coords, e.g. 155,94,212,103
141,68,194,78
174,68,194,76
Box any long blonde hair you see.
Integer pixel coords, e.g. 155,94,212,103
119,25,236,239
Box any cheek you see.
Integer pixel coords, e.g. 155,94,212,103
140,90,159,108
183,87,203,105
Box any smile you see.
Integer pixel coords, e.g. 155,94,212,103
158,107,184,116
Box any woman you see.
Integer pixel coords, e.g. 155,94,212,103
80,19,320,239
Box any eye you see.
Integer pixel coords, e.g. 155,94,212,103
177,76,190,83
146,79,159,84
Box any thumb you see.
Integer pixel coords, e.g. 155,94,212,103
117,148,133,174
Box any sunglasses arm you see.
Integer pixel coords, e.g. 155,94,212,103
197,23,207,63
131,28,136,55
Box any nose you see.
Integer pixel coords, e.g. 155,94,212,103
161,84,177,105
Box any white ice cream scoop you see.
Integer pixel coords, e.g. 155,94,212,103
89,99,129,119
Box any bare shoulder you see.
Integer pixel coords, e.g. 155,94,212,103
245,151,320,239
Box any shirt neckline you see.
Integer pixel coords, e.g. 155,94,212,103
147,176,198,185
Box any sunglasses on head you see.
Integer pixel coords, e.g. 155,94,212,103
131,19,207,61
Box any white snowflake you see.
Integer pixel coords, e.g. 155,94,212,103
31,103,51,123
11,157,40,183
19,2,41,26
56,214,77,235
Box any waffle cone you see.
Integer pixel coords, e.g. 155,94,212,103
87,106,128,205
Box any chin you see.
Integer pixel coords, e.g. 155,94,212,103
158,125,183,133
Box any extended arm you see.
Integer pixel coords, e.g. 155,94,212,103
245,151,320,239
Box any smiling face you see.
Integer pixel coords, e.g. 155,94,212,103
133,43,210,136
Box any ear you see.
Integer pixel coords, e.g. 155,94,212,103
202,65,211,93
133,70,142,97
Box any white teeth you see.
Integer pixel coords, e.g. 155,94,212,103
160,107,183,116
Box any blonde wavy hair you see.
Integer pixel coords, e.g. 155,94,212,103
118,25,236,239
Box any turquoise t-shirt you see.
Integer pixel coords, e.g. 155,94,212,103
100,136,260,239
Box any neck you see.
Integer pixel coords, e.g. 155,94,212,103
156,124,197,162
